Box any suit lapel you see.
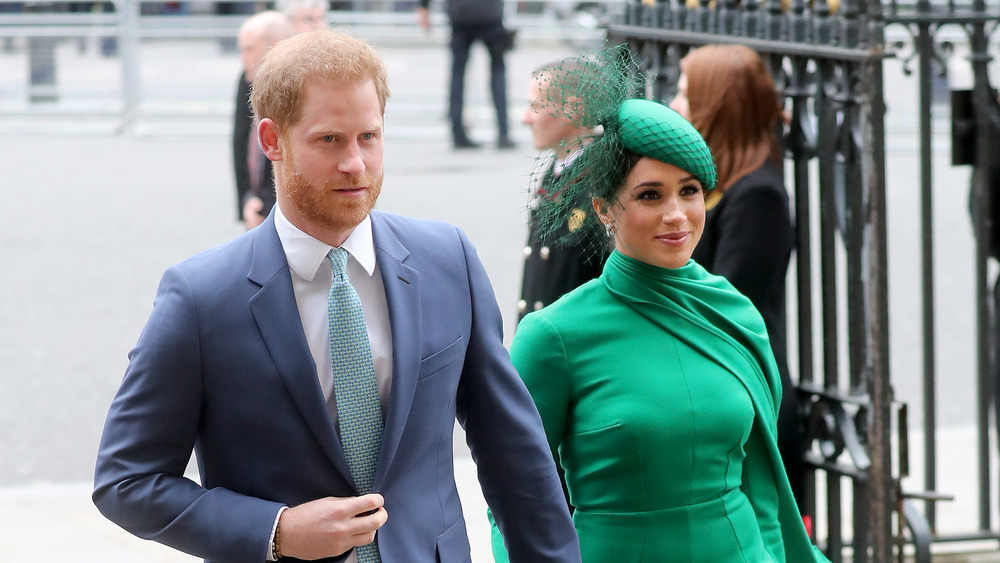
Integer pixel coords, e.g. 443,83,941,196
370,212,421,490
247,216,353,481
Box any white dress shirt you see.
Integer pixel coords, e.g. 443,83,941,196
529,146,586,210
268,204,393,562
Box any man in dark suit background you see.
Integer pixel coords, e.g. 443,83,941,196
415,0,513,150
94,30,580,563
233,10,293,228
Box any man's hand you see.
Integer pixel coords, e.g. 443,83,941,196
416,7,430,32
277,494,388,560
242,196,265,229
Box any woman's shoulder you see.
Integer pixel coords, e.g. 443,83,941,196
517,278,610,333
726,161,787,198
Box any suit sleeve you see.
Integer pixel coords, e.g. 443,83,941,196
709,183,792,308
93,266,283,563
451,229,581,563
233,73,252,221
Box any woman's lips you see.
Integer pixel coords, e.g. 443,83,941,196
657,231,690,246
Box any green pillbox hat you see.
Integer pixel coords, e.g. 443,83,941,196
617,99,717,191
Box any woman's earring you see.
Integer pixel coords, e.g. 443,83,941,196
604,223,616,237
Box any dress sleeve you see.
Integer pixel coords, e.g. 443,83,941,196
743,420,832,563
509,313,573,457
489,312,574,562
741,424,786,563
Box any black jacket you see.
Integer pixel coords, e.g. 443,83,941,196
420,0,502,25
518,162,607,323
232,72,275,221
692,161,794,383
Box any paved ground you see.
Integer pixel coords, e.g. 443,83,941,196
2,21,1000,562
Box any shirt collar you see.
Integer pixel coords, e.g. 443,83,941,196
553,146,585,178
274,203,377,282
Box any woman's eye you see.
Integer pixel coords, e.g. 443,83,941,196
680,184,702,196
637,190,659,201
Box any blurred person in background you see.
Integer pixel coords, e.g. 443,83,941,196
416,0,513,150
233,10,293,228
277,0,329,32
670,43,810,531
215,1,257,53
67,2,117,56
517,57,607,324
142,1,190,15
235,2,327,229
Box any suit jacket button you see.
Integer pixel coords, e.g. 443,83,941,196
540,246,550,260
523,246,532,257
533,301,544,311
518,299,527,313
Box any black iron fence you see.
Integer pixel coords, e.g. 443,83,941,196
608,0,1000,561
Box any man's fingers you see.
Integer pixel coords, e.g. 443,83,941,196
349,493,384,515
349,506,388,546
350,505,388,532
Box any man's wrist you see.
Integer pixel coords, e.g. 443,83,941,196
268,506,288,561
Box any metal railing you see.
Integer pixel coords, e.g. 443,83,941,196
608,0,1000,561
0,0,618,132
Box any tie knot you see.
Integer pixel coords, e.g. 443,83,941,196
328,247,349,281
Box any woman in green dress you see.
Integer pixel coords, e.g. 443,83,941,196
491,50,827,562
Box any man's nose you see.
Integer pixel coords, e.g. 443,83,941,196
338,142,366,176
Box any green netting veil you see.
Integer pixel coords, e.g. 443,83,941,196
527,44,717,255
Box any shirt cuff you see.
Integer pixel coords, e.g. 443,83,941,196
267,506,289,561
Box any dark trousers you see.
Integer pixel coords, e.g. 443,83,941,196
448,19,509,141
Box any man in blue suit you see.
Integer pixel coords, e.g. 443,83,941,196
93,30,580,563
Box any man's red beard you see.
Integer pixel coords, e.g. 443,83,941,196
281,152,383,233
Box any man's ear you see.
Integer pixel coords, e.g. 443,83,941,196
258,118,282,162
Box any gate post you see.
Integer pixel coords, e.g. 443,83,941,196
863,1,895,560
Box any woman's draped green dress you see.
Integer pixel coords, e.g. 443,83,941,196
491,250,827,562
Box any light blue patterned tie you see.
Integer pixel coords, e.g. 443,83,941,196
327,247,383,563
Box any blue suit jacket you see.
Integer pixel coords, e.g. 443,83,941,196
93,210,580,563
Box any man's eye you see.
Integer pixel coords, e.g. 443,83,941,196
321,135,334,142
361,133,375,140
